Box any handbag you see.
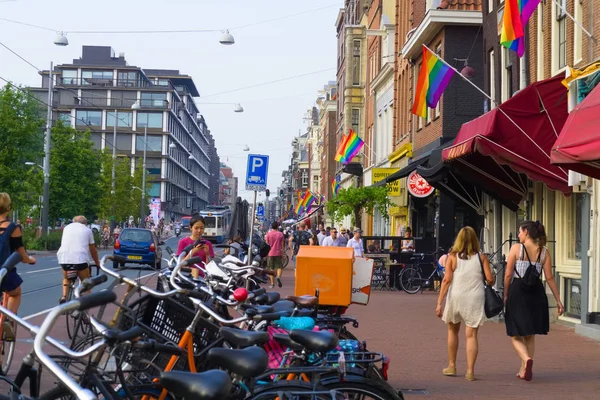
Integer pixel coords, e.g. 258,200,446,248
477,253,503,318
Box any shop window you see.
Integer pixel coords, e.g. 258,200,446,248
564,278,582,318
567,193,584,260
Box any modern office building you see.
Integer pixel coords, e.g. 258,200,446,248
31,46,215,221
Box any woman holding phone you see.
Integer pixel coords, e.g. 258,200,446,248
176,214,214,278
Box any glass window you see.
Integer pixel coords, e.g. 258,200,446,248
107,111,133,128
141,92,168,107
61,70,77,85
148,183,161,197
156,79,170,87
136,135,162,152
204,217,216,228
82,70,113,84
111,90,137,108
568,193,584,259
75,110,102,127
351,108,360,134
120,229,153,242
145,157,162,175
558,17,566,69
90,133,102,149
58,112,71,124
352,40,361,86
116,134,132,151
117,71,139,87
564,278,581,318
137,112,163,129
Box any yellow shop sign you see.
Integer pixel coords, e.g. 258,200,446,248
372,168,400,197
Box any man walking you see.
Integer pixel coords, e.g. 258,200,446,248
347,227,364,257
265,221,285,288
288,222,313,265
57,216,101,303
322,228,341,247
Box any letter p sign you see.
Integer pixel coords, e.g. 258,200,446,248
245,154,269,192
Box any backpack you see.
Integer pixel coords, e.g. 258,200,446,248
0,222,17,268
517,245,542,287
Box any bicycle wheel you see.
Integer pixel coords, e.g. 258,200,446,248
281,254,290,269
322,375,404,400
250,381,333,400
399,268,422,294
0,319,16,376
38,385,177,400
65,285,78,340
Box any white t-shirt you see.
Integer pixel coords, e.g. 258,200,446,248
347,237,364,257
317,232,326,246
57,222,95,264
322,236,341,247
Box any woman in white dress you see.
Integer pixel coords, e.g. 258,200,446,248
435,226,494,381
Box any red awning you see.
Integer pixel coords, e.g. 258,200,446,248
551,82,600,179
442,74,571,196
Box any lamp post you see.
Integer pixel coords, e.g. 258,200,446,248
131,101,146,222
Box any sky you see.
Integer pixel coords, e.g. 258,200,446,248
0,0,341,202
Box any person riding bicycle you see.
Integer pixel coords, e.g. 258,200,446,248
56,216,101,304
0,193,36,340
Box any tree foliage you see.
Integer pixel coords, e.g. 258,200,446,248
49,121,103,221
98,151,147,222
326,186,392,228
0,85,44,213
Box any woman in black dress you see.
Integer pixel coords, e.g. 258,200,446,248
503,220,564,381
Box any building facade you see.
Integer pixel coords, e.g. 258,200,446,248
32,46,213,221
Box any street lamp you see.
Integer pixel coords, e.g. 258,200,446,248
196,102,244,113
219,30,235,45
131,101,147,222
53,32,69,46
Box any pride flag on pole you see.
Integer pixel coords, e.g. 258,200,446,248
335,130,364,165
500,0,541,57
411,46,456,119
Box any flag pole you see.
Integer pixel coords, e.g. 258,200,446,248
421,45,562,168
551,0,596,42
422,45,497,107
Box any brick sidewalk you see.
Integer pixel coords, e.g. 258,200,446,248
276,266,600,399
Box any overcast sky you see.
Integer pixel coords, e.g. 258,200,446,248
0,0,340,202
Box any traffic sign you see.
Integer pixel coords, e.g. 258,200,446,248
245,154,269,192
256,205,265,217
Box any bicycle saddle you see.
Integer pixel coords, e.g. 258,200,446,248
220,327,269,349
289,329,339,353
240,304,275,314
159,370,231,400
272,333,305,352
265,291,281,304
208,346,268,378
286,295,319,308
272,300,296,312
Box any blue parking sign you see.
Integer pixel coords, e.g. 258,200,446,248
256,205,264,216
245,154,269,192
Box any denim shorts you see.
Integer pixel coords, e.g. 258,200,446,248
0,270,23,293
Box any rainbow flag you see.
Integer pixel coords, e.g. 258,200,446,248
294,192,306,215
335,134,349,163
302,191,315,209
331,177,341,196
335,130,364,165
500,0,541,57
411,46,456,119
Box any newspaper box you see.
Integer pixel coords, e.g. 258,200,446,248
352,257,374,305
295,246,354,306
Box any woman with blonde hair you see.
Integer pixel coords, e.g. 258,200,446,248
436,226,494,381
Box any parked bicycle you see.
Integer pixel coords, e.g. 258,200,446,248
399,250,445,294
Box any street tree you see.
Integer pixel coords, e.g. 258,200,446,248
49,121,103,222
0,84,44,214
98,152,147,223
326,186,392,228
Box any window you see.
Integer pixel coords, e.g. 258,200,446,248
82,70,113,84
61,70,77,85
58,112,71,125
148,183,160,197
501,48,513,101
75,110,102,127
90,133,102,149
556,0,567,69
352,40,361,86
567,193,584,260
116,134,132,151
137,112,163,129
117,71,139,87
574,0,583,63
564,278,582,318
141,92,168,107
156,79,170,87
351,108,360,135
145,158,162,175
106,111,133,128
111,90,137,108
136,135,162,152
301,170,308,187
489,50,496,109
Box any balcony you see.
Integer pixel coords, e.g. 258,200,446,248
62,96,170,110
57,77,174,90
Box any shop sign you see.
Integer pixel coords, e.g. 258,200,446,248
407,171,434,198
372,168,400,196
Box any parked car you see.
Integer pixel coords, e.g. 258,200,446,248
113,228,164,269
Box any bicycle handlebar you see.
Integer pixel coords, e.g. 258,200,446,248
74,274,108,298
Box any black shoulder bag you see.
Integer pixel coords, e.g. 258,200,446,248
516,245,542,287
478,253,503,318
